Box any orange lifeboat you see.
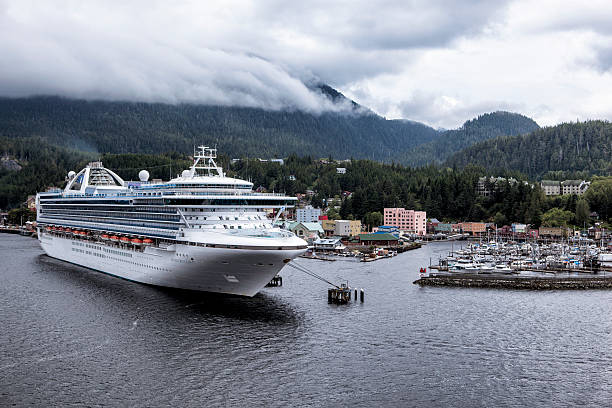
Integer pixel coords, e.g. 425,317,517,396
110,235,119,242
131,238,143,245
119,236,130,244
142,238,153,246
101,234,110,240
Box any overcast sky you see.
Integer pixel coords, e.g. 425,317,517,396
1,0,612,128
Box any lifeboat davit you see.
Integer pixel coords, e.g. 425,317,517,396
142,238,153,246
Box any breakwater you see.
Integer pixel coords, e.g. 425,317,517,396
414,274,612,290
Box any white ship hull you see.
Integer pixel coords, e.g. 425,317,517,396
38,232,305,296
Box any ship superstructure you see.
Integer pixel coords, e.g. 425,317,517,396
36,146,307,296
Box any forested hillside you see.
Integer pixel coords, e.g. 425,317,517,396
397,112,540,166
446,120,612,178
0,96,440,161
0,137,94,209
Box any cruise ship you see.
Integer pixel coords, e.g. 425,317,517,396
36,146,308,296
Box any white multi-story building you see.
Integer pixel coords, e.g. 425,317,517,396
540,180,561,196
541,180,590,196
383,208,427,236
561,180,590,195
334,220,362,237
296,205,322,223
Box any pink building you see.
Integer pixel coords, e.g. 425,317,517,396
383,208,427,236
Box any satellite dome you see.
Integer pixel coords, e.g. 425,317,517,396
181,170,191,178
138,170,150,182
68,171,76,179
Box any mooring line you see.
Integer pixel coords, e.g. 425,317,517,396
286,261,339,288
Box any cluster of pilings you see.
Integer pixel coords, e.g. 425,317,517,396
266,275,283,287
328,284,364,304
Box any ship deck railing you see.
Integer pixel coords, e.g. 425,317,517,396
41,191,292,199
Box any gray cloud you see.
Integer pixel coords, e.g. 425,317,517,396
397,91,530,129
591,43,612,72
0,0,509,112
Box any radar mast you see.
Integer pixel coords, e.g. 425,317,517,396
189,146,224,178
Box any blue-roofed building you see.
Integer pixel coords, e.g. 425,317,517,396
373,225,400,237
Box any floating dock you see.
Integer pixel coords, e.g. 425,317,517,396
414,274,612,290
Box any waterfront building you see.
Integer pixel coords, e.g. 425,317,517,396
358,232,399,246
334,220,362,237
296,205,321,223
459,222,486,236
539,226,566,238
511,223,528,234
373,225,400,237
383,208,426,236
313,237,346,252
434,223,453,233
336,168,346,174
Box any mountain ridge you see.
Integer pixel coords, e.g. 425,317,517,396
445,120,612,178
396,111,540,166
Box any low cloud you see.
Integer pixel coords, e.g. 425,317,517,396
0,0,508,113
397,92,526,128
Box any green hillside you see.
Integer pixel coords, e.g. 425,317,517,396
398,112,540,166
0,96,440,161
446,120,612,178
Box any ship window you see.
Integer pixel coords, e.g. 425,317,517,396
224,225,228,229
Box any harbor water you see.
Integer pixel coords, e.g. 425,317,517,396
1,235,611,406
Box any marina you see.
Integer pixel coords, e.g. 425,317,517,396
427,240,612,274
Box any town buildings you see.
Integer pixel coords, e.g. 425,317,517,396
296,205,321,223
383,208,427,235
459,222,487,236
334,220,362,237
